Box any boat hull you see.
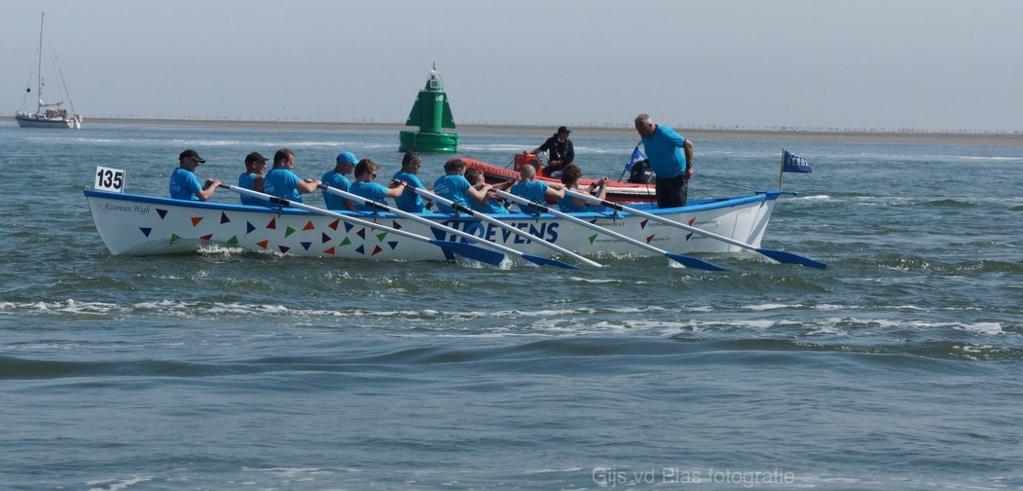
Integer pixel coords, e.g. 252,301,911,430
84,189,778,262
15,114,81,129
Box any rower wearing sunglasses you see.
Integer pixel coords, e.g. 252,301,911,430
348,159,406,212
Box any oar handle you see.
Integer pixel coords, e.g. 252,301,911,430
220,183,291,207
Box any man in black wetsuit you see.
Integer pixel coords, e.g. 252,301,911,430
529,125,575,177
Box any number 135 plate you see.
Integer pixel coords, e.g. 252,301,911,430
94,166,126,193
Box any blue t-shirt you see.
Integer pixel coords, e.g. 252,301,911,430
510,180,548,212
237,172,267,206
558,192,592,213
349,181,389,211
169,168,202,201
641,125,687,178
433,174,471,214
263,168,303,203
393,171,425,213
321,170,352,210
470,195,509,214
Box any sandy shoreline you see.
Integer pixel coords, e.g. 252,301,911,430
5,116,1023,146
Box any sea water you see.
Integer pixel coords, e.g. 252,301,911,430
1,122,1021,490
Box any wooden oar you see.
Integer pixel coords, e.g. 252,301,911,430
321,185,578,270
408,185,602,269
493,189,726,271
564,189,827,269
220,184,505,266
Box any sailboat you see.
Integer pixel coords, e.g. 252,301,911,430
15,13,82,129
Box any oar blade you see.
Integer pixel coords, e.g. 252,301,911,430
431,240,506,266
665,252,728,272
757,248,827,269
521,253,580,270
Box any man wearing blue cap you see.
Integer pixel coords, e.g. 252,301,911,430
322,151,357,210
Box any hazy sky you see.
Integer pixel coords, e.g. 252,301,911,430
3,0,1021,131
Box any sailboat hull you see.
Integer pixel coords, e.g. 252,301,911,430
15,114,81,129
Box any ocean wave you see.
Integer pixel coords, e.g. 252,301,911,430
923,198,975,208
867,256,1023,274
742,303,801,311
86,476,153,491
0,299,672,320
73,137,123,144
3,336,1019,382
1,301,1013,336
788,194,832,202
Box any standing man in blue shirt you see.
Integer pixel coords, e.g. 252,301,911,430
634,113,694,208
169,149,220,201
322,151,357,210
263,148,320,204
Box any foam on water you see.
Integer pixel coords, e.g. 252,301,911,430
86,476,152,491
0,300,1013,337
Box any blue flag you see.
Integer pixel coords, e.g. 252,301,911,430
624,143,646,173
782,150,812,173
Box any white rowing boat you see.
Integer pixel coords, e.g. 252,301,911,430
84,188,781,264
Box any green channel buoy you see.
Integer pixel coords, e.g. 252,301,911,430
399,64,459,153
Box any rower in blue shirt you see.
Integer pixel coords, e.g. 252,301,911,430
508,163,564,213
322,151,357,210
432,158,490,214
263,148,321,204
557,164,608,213
465,168,508,214
169,148,220,201
348,159,406,212
237,151,268,206
392,152,427,213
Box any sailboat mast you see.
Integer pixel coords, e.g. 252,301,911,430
36,12,44,113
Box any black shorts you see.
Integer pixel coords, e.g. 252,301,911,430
655,175,688,208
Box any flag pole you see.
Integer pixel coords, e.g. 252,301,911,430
778,149,785,190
